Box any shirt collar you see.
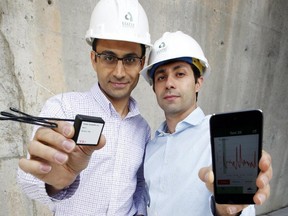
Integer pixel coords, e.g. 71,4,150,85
90,83,140,118
156,107,206,136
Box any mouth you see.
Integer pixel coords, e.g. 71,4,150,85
163,94,180,101
110,81,129,88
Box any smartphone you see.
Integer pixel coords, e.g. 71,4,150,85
73,114,105,145
210,110,263,204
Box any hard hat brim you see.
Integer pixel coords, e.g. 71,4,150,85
140,57,209,85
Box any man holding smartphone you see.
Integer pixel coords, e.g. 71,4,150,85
141,31,272,215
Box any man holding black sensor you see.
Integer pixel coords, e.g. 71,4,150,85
141,31,272,216
18,0,151,215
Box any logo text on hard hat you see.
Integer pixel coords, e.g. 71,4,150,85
122,12,135,28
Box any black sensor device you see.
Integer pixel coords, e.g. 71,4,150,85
72,114,105,145
0,108,105,146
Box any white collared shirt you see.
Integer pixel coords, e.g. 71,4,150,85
144,107,255,216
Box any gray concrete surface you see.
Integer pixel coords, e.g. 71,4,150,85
0,0,287,215
259,207,288,216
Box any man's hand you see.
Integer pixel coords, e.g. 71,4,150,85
198,150,272,215
19,121,105,194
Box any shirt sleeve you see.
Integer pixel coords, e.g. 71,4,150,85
50,175,80,200
133,161,148,216
17,168,55,211
134,126,151,216
17,167,81,210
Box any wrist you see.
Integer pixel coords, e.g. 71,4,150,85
46,184,62,196
45,175,79,196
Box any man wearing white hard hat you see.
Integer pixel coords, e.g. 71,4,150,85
18,0,151,215
141,31,272,215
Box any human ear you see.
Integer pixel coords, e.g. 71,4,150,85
140,56,146,69
90,51,97,62
195,76,204,92
90,51,98,72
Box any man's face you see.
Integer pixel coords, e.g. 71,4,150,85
153,61,203,118
91,39,144,103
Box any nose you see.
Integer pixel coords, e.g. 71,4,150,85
165,75,175,89
113,60,126,79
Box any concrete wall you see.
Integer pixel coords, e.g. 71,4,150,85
0,0,287,215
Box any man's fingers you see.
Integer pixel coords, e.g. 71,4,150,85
198,167,208,182
198,166,214,183
77,134,106,156
96,134,106,150
35,121,74,139
256,166,272,189
198,166,214,193
257,150,272,188
254,183,270,205
259,150,272,172
53,121,75,138
19,157,51,175
34,127,76,153
28,140,69,165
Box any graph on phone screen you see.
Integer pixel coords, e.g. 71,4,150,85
214,134,259,194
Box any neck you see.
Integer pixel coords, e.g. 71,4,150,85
99,85,130,119
165,115,183,134
165,105,197,134
105,95,130,118
113,99,130,118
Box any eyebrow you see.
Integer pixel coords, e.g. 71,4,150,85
98,50,141,57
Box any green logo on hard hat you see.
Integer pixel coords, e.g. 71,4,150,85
122,12,134,28
125,12,133,22
156,42,167,55
159,42,165,48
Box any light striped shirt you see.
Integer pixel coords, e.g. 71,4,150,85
18,83,151,216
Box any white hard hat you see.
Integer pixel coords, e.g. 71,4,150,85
85,0,151,48
141,31,210,85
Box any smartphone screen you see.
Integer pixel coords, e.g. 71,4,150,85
210,110,263,204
